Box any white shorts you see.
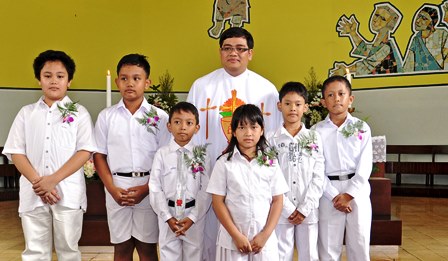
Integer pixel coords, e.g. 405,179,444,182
105,175,158,244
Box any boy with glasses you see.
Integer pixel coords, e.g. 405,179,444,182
187,27,282,260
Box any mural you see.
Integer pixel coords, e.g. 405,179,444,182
208,0,251,39
330,1,448,78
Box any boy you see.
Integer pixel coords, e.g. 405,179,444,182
268,82,325,261
94,54,170,260
313,75,372,261
2,50,96,260
149,101,211,261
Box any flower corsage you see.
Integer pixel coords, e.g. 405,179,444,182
256,146,278,167
341,120,366,140
297,131,319,155
136,107,160,135
183,144,209,179
83,159,100,183
57,101,78,124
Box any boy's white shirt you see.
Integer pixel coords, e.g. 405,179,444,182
206,148,289,250
2,96,96,213
94,98,171,173
268,123,325,224
312,113,373,201
149,139,212,223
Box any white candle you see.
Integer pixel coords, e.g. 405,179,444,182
345,68,352,84
106,70,111,107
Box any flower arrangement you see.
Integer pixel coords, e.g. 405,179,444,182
57,101,78,124
147,70,178,113
184,144,209,179
297,131,319,155
303,67,328,128
341,120,366,140
83,159,100,183
136,107,160,134
256,146,278,167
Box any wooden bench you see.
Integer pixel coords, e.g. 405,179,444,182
0,146,20,201
385,145,448,197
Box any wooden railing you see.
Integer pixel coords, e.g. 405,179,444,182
385,145,448,186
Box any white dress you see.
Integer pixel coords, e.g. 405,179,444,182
206,148,289,261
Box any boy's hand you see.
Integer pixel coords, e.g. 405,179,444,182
125,184,149,206
175,217,194,236
167,217,182,235
109,186,129,206
234,233,252,254
333,193,353,213
32,176,58,197
288,209,305,225
40,189,61,205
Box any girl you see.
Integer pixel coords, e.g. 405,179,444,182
206,104,289,260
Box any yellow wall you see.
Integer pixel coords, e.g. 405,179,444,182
0,0,446,91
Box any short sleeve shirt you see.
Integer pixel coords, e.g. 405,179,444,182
2,96,96,213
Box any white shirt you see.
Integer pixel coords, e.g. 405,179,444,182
149,139,211,223
313,114,373,201
206,148,289,250
2,96,96,213
94,98,171,173
187,68,282,165
268,124,325,224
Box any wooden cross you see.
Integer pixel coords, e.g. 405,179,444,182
219,89,239,113
200,98,217,139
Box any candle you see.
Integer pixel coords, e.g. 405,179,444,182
345,68,352,84
106,70,111,107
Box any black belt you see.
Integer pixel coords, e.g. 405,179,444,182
168,199,196,208
113,171,150,177
328,173,355,181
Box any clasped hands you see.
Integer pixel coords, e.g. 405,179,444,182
234,231,269,255
333,193,354,213
167,217,194,237
111,185,148,206
32,175,60,205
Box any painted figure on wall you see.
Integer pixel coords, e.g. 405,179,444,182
208,0,251,39
403,4,448,71
330,3,403,77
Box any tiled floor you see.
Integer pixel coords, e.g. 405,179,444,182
1,197,448,260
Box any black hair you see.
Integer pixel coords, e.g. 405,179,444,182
221,104,268,161
33,50,76,81
116,54,150,78
420,6,439,28
321,75,352,98
219,27,254,49
169,101,199,124
279,81,308,103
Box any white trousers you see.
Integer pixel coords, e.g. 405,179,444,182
276,222,319,261
318,194,372,261
158,207,206,261
20,204,83,261
160,236,202,261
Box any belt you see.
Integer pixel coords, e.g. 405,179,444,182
113,171,150,177
328,173,355,181
168,199,196,209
